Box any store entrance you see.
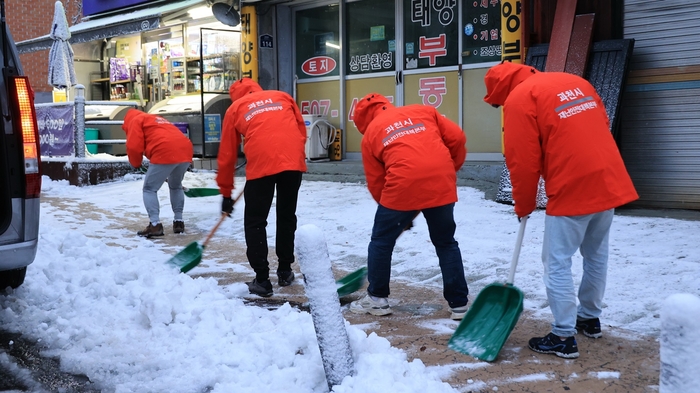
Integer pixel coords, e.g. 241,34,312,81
293,0,470,157
142,25,241,157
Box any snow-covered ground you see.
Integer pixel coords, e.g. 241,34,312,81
0,170,698,392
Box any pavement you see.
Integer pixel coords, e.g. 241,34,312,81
3,157,696,392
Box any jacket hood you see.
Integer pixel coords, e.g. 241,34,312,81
353,93,394,135
483,62,538,107
122,109,147,134
229,78,263,102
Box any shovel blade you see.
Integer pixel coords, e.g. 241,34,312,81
166,242,204,273
336,267,367,297
448,283,524,362
184,188,220,198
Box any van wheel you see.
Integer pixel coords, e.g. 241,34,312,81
0,267,27,290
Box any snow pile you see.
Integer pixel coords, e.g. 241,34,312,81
296,224,354,389
660,293,700,392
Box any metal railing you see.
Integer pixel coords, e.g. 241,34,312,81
74,84,141,158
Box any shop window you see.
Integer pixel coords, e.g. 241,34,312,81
295,5,340,80
346,0,396,75
462,0,502,65
403,0,459,69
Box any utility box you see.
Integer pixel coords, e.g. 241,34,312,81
303,114,335,161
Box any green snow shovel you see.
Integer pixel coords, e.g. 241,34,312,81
448,215,528,362
166,212,228,273
336,267,367,298
167,191,243,272
183,187,220,198
182,158,247,198
335,214,418,297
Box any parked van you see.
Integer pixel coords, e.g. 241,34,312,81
0,2,42,289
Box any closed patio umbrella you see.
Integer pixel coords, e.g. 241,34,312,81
48,1,76,98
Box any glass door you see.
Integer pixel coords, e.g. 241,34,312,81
294,4,344,162
294,4,342,146
200,28,241,95
344,0,397,154
199,28,241,157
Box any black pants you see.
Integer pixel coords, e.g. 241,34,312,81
244,170,303,281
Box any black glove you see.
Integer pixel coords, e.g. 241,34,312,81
222,197,234,217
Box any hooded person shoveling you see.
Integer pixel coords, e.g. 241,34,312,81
349,92,471,320
122,109,193,238
464,61,638,360
216,78,308,297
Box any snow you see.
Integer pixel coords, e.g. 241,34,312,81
48,1,77,90
0,170,699,392
591,371,621,379
295,224,354,388
660,293,700,392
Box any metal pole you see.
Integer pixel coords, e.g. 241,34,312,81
74,84,86,158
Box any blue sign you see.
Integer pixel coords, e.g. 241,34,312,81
204,114,221,143
260,34,273,49
83,0,158,17
406,42,415,55
37,104,75,157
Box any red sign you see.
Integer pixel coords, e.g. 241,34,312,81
301,56,337,76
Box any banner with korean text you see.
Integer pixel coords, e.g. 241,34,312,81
37,103,75,157
403,0,459,69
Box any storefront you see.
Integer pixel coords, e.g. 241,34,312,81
286,0,507,160
273,0,700,209
18,0,242,157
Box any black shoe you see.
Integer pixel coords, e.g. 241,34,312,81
173,220,185,234
137,223,164,238
247,279,273,297
277,270,295,287
576,317,602,338
528,332,579,359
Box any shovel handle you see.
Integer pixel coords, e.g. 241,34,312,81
507,216,528,286
202,213,228,249
201,190,244,248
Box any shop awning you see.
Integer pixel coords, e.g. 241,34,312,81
17,0,202,54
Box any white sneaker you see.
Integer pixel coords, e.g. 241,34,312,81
350,293,392,316
450,304,469,320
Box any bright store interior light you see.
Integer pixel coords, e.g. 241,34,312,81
188,6,213,19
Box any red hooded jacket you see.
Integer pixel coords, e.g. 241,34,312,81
121,109,193,168
354,93,467,211
483,62,638,217
216,78,307,198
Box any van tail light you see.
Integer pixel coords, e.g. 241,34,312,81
9,76,42,198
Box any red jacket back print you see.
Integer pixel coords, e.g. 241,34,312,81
483,62,638,217
121,109,193,168
354,93,467,211
216,78,307,198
